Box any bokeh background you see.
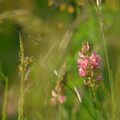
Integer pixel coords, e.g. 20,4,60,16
0,0,120,120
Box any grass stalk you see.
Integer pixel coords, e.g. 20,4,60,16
110,70,115,120
90,89,100,120
91,0,112,95
91,1,115,119
18,34,25,120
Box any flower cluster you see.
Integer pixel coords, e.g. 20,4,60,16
50,62,67,106
77,42,103,90
50,80,67,105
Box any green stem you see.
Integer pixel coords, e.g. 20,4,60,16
90,89,107,120
91,90,99,120
91,0,112,95
0,72,8,120
18,34,25,120
18,67,24,120
110,70,115,120
58,104,63,120
92,1,115,119
101,83,110,97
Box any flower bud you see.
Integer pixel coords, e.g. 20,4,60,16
81,42,90,54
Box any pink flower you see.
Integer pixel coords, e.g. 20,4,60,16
90,52,101,68
58,95,66,104
79,68,87,77
77,42,103,90
50,90,66,105
78,57,89,70
78,56,89,77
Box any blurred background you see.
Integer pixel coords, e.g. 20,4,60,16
0,0,120,120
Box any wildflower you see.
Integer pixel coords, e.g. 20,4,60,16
67,5,75,14
77,41,103,90
50,90,66,105
58,95,66,104
50,62,67,106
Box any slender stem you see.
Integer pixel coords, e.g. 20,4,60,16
0,72,8,120
92,1,115,119
18,66,24,120
99,17,112,94
90,90,98,119
110,70,115,120
18,34,25,120
101,82,110,97
90,89,107,120
59,104,63,120
91,0,112,95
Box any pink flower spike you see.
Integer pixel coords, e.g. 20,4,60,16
90,52,101,68
58,95,66,104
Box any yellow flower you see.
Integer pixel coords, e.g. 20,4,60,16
67,5,75,14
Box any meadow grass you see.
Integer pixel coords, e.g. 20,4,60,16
0,0,120,120
18,35,25,120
